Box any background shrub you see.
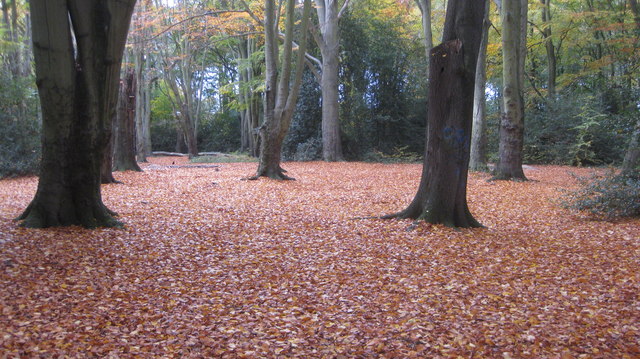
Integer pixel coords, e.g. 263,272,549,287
563,169,640,218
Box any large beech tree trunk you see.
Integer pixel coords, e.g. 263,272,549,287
113,69,142,172
384,0,484,228
314,0,344,162
18,0,135,228
251,0,310,180
319,41,343,161
495,0,527,181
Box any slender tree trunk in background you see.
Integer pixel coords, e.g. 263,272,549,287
495,0,527,181
113,69,142,172
175,126,186,154
132,0,153,162
319,38,343,161
18,0,136,228
416,0,433,67
622,118,640,174
251,0,311,179
1,0,20,79
314,0,344,162
134,44,152,162
621,0,640,175
165,71,199,158
238,37,261,157
384,0,484,228
470,0,490,172
541,0,556,99
180,104,199,158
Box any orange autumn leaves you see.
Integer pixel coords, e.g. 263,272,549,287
1,159,639,357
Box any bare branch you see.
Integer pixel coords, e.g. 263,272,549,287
238,0,264,25
338,0,352,19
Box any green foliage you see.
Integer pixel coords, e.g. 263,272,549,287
0,75,41,178
523,92,628,165
198,111,241,153
563,169,640,219
150,119,177,152
362,145,421,164
338,1,427,160
283,70,322,161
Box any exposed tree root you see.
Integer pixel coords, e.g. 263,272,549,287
244,167,295,181
17,201,122,229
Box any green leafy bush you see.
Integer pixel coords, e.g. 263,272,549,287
362,145,421,164
523,90,631,166
292,137,323,161
563,169,640,218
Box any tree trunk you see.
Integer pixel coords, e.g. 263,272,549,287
18,0,136,228
320,43,343,161
384,0,484,228
251,0,311,179
315,0,344,162
134,45,152,162
113,69,142,172
416,0,433,65
621,0,640,174
470,0,490,172
622,117,640,174
540,0,556,99
100,126,118,184
495,0,527,181
238,37,261,157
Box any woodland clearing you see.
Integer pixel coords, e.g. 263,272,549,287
1,158,638,358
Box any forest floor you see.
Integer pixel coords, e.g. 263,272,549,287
1,158,638,358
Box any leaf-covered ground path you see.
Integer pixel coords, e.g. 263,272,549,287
1,158,638,358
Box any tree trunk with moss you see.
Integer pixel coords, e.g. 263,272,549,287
17,0,135,228
384,0,484,228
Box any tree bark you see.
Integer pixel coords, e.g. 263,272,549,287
415,0,433,66
251,0,311,179
18,0,135,228
495,0,527,181
314,0,344,162
384,0,484,228
113,69,142,172
134,27,152,162
470,0,490,172
238,37,261,157
540,0,556,99
621,0,640,175
622,118,640,174
100,127,118,184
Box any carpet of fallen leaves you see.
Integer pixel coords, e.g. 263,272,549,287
1,158,639,358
